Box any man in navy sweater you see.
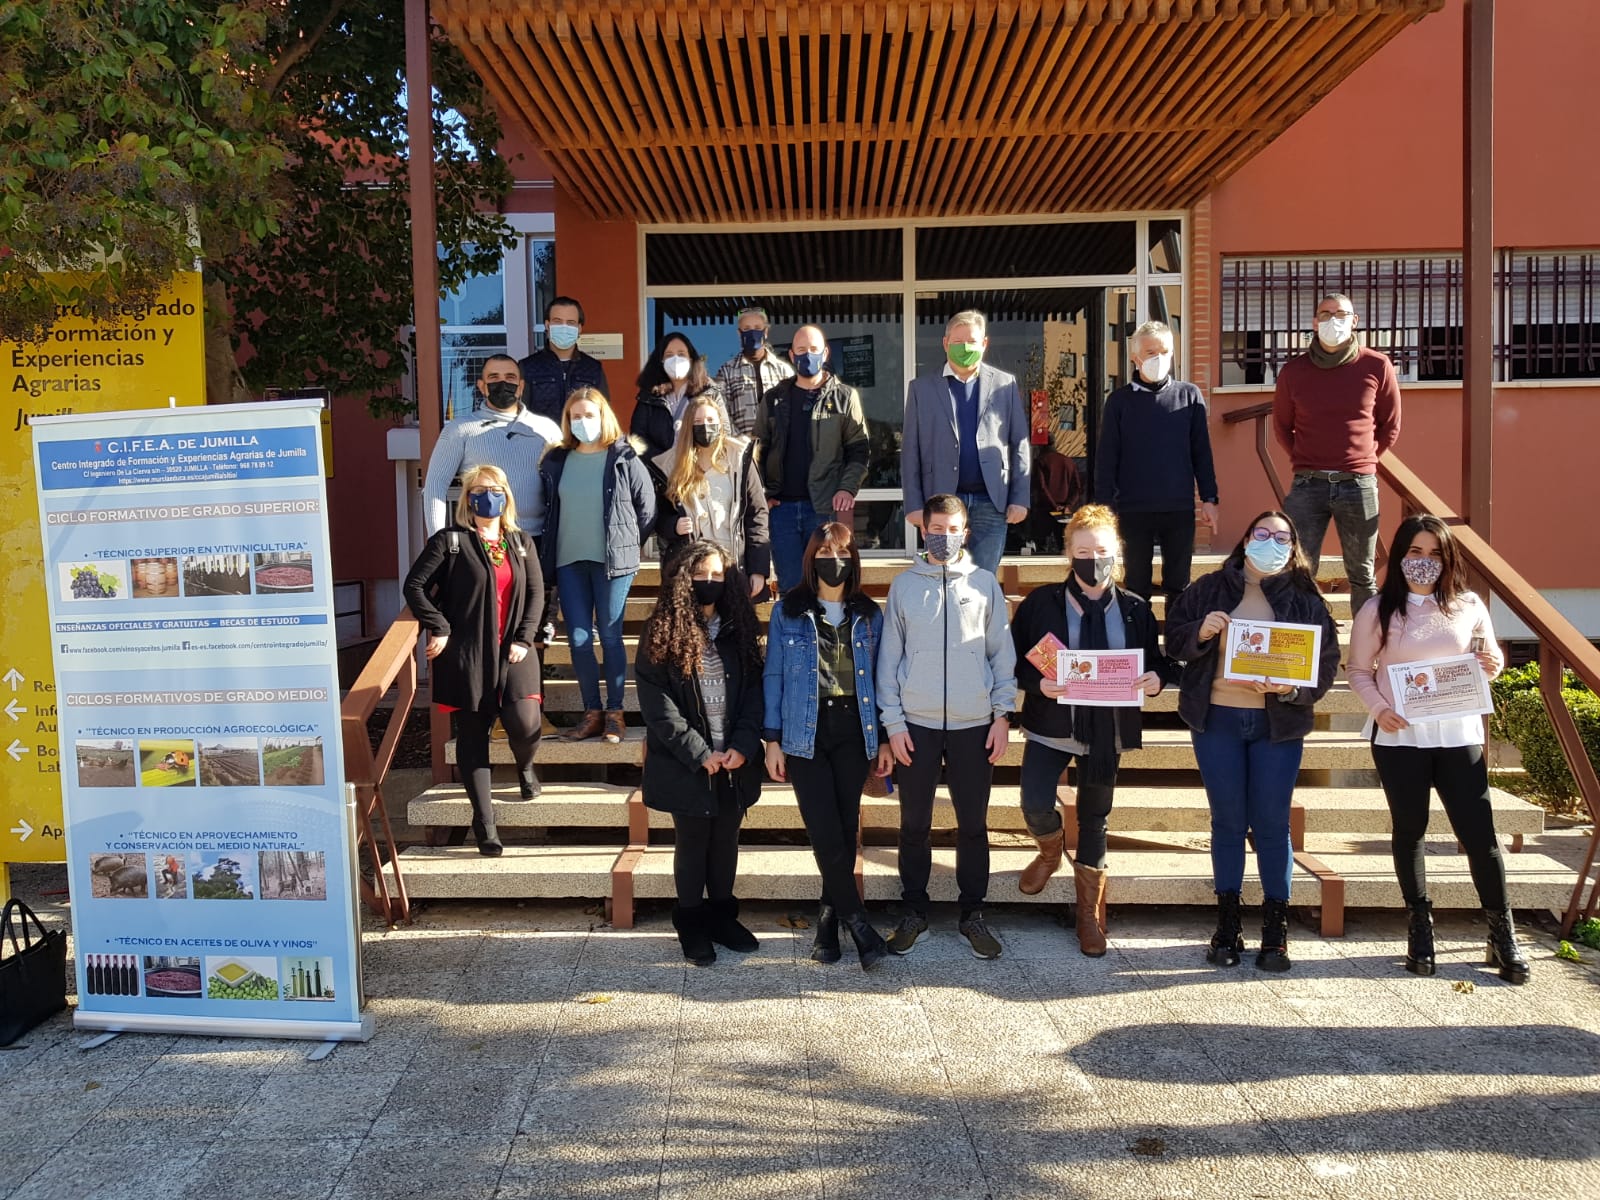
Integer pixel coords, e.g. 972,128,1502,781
1093,321,1218,605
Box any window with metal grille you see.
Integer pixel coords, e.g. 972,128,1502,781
1221,251,1600,386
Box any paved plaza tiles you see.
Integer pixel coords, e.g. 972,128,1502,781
4,865,1599,1200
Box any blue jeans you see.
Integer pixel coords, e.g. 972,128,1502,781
955,491,1008,576
1190,706,1303,902
1283,472,1380,612
556,561,634,711
769,501,828,594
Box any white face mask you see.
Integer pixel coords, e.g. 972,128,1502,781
1138,352,1172,384
571,415,602,444
1317,316,1354,348
664,354,691,382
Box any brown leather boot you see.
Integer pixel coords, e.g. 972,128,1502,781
1019,829,1066,895
603,710,626,744
1073,862,1108,957
562,709,603,741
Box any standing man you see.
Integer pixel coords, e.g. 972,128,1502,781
518,295,609,424
714,306,794,437
754,325,871,593
876,495,1016,960
901,311,1030,575
1272,294,1402,613
1094,320,1218,605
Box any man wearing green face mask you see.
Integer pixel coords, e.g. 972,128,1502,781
901,310,1031,574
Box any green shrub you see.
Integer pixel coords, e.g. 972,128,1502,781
1497,676,1600,801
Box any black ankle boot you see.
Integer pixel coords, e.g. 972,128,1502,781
1256,898,1292,972
811,905,841,964
673,905,716,966
1207,891,1244,968
1485,909,1530,984
473,820,503,857
517,763,541,800
1405,898,1436,976
706,898,759,952
843,912,889,971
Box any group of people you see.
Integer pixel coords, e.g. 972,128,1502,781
403,291,1528,984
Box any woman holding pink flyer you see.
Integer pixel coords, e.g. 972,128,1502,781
1347,513,1525,984
1166,511,1339,972
1010,504,1175,956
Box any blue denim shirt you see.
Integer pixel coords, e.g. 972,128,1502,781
763,601,883,760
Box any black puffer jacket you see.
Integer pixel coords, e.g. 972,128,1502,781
403,525,543,714
1165,561,1340,742
635,622,764,818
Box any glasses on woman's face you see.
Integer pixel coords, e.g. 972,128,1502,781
1249,528,1293,546
468,486,506,497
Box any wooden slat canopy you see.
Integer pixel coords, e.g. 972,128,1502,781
436,0,1442,222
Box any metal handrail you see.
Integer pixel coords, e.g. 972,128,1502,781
339,609,422,925
1223,401,1600,932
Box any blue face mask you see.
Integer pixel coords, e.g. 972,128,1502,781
1244,537,1292,574
548,324,580,350
793,350,826,378
468,489,507,518
740,328,765,356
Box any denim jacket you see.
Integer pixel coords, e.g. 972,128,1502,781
762,590,883,760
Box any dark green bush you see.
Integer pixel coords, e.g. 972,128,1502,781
1492,664,1599,800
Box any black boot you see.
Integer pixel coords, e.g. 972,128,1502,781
1256,898,1292,972
706,898,759,953
843,912,889,971
673,905,716,966
517,763,541,801
1207,891,1244,968
811,905,841,964
1485,909,1530,984
467,768,501,855
1405,898,1436,976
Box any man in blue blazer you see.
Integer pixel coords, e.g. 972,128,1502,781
901,311,1031,573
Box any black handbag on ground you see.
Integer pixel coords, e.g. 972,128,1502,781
0,898,69,1045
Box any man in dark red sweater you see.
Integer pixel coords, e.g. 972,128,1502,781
1271,293,1402,612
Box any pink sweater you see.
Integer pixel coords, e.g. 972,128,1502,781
1347,591,1503,717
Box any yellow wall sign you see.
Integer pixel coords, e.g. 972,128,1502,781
0,271,205,862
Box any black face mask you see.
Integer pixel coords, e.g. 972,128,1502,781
814,558,851,588
484,380,520,410
691,422,720,447
692,578,725,606
1071,557,1115,588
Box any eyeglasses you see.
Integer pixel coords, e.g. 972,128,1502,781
467,486,506,497
1315,309,1354,321
1249,529,1293,546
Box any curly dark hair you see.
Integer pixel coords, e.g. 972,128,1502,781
640,539,762,679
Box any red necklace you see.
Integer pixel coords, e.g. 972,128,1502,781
480,533,507,566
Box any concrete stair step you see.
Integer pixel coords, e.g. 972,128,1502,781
408,781,635,828
398,845,620,900
1299,841,1577,911
451,726,646,765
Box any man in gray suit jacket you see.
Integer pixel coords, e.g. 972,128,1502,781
901,310,1031,573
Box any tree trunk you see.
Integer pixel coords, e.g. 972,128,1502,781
203,275,250,405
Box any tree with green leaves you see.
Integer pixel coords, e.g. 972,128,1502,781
0,1,515,412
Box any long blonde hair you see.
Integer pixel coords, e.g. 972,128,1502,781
452,463,521,532
666,396,732,506
1064,503,1123,583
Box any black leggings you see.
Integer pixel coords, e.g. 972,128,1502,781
896,723,994,917
1371,741,1508,911
672,784,743,906
1018,740,1117,871
454,698,542,841
786,697,871,919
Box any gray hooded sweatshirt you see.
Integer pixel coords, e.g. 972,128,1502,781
877,551,1017,736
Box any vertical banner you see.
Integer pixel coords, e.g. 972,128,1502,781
1,271,205,863
32,399,370,1041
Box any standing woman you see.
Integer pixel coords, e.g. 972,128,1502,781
631,331,727,461
1166,511,1339,971
404,464,544,856
540,387,656,744
637,540,765,966
1009,505,1174,956
653,395,771,598
762,523,892,970
1347,514,1526,982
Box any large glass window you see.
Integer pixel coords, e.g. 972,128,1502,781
916,221,1138,280
436,234,555,421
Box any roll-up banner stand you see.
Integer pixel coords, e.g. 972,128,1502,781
32,399,371,1041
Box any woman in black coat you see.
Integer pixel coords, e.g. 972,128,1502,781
635,539,765,965
403,464,543,856
1010,504,1178,956
629,330,729,461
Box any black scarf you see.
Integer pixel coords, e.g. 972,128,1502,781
1065,575,1118,787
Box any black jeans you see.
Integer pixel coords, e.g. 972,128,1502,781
1018,740,1117,870
786,696,871,919
1119,509,1195,604
672,784,743,906
1371,741,1508,911
896,722,994,917
454,698,542,842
